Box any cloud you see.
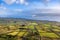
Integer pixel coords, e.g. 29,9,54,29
19,0,25,4
32,15,36,17
3,0,29,5
0,6,7,10
0,9,9,17
0,8,22,17
13,9,23,12
7,0,25,4
45,0,50,2
16,0,20,4
15,0,25,4
16,0,29,5
31,9,60,14
3,0,16,5
24,2,29,6
43,0,50,2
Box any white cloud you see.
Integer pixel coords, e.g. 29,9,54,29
0,8,23,17
3,0,29,5
0,9,8,17
0,6,7,17
0,6,7,10
13,9,23,12
3,0,16,5
41,9,60,13
19,0,25,4
32,15,36,17
16,0,20,4
43,0,50,3
3,7,7,10
45,0,50,2
19,0,29,5
25,2,29,6
49,6,60,9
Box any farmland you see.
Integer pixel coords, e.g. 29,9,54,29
0,18,60,40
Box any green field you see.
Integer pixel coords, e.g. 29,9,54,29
0,18,60,40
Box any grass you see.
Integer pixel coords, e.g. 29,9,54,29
39,33,59,38
17,32,26,37
52,29,60,32
38,30,46,32
8,31,18,36
0,19,60,40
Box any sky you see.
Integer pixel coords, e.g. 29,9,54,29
0,0,60,21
